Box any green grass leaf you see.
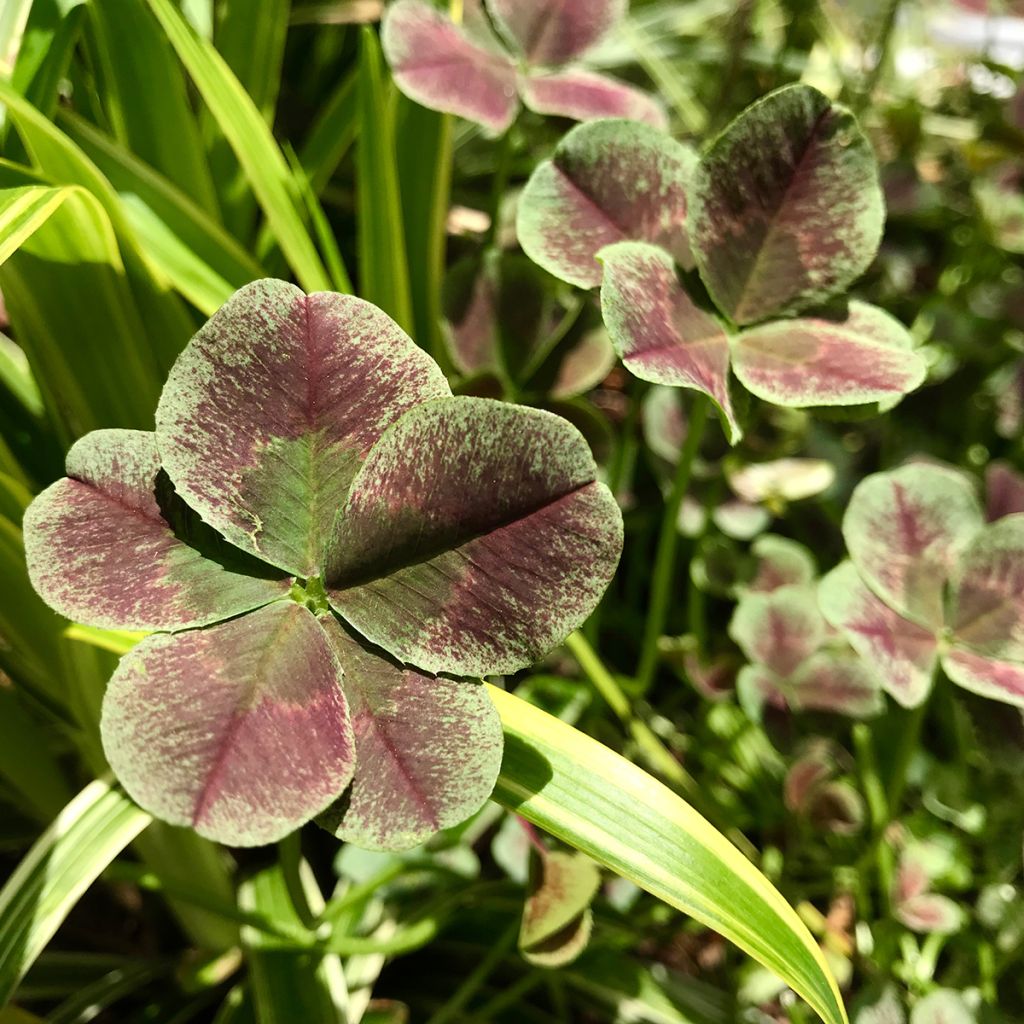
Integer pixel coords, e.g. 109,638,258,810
0,184,66,265
489,685,848,1024
142,0,331,293
0,778,150,1007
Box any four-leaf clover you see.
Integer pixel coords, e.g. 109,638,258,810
517,85,928,443
381,0,665,135
820,463,1024,708
24,280,623,849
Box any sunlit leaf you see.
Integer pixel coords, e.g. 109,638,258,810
941,647,1024,708
521,69,666,128
327,397,623,675
381,0,517,136
819,561,937,708
729,459,836,505
600,241,738,442
842,465,983,629
689,84,883,325
854,986,905,1024
641,385,686,464
487,0,625,65
518,119,693,288
747,534,817,593
792,652,883,718
155,279,450,578
909,991,974,1024
731,302,926,408
950,514,1024,660
23,429,288,631
713,499,771,541
896,894,964,935
101,603,355,847
317,616,503,851
729,584,825,677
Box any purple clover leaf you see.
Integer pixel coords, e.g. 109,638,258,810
517,86,928,445
819,462,1024,709
381,0,665,137
23,279,623,849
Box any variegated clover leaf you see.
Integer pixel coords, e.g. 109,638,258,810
517,85,927,444
730,540,884,721
23,279,623,849
819,462,1024,709
381,0,665,136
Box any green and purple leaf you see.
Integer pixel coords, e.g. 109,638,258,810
791,651,883,718
155,279,451,578
599,241,739,442
641,385,687,464
316,616,504,851
688,84,884,325
985,461,1024,522
941,647,1024,708
521,70,666,128
735,664,787,720
327,397,623,676
487,0,624,65
951,514,1024,661
381,0,519,135
101,602,355,847
784,744,835,814
842,465,984,629
23,430,289,631
818,561,938,708
519,849,601,968
549,327,616,400
896,894,964,935
517,120,694,288
731,302,926,408
728,584,825,677
747,534,817,593
728,459,836,505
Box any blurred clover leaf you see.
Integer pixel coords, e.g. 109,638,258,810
819,462,1024,709
381,0,665,136
517,85,928,443
23,279,623,849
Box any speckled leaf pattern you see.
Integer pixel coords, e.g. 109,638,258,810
688,84,883,325
101,603,355,847
487,0,625,65
517,120,694,288
818,561,937,708
316,616,504,851
23,430,289,631
599,241,739,442
791,652,883,718
731,302,926,407
521,69,666,128
941,647,1024,708
327,397,623,675
520,849,600,968
381,0,519,135
843,465,984,629
729,585,825,677
748,535,817,593
156,279,451,577
986,461,1024,521
950,514,1024,660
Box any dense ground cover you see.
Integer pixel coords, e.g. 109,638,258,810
0,1,1022,1021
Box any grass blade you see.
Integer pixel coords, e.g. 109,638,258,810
489,685,848,1024
300,68,359,197
357,26,412,332
0,778,151,1006
0,184,66,264
142,0,331,293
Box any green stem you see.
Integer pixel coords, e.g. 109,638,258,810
565,631,698,796
425,922,518,1024
635,395,709,692
319,861,408,929
485,128,514,248
469,970,545,1020
887,698,927,815
855,0,901,113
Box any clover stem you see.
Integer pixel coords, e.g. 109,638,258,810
564,631,698,797
485,127,515,248
635,394,709,693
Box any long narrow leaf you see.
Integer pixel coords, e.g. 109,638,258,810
0,779,151,1006
143,0,331,293
300,69,359,197
0,185,66,265
489,685,848,1024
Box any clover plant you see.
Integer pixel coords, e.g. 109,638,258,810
819,463,1024,709
381,0,665,136
517,85,929,442
23,279,623,849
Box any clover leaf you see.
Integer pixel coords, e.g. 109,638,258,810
517,86,928,444
819,463,1024,708
381,0,665,136
23,279,623,849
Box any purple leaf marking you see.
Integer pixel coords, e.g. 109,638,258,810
23,429,289,631
156,279,451,578
101,602,355,847
521,69,666,128
487,0,625,65
942,646,1024,708
327,397,623,676
728,584,825,677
